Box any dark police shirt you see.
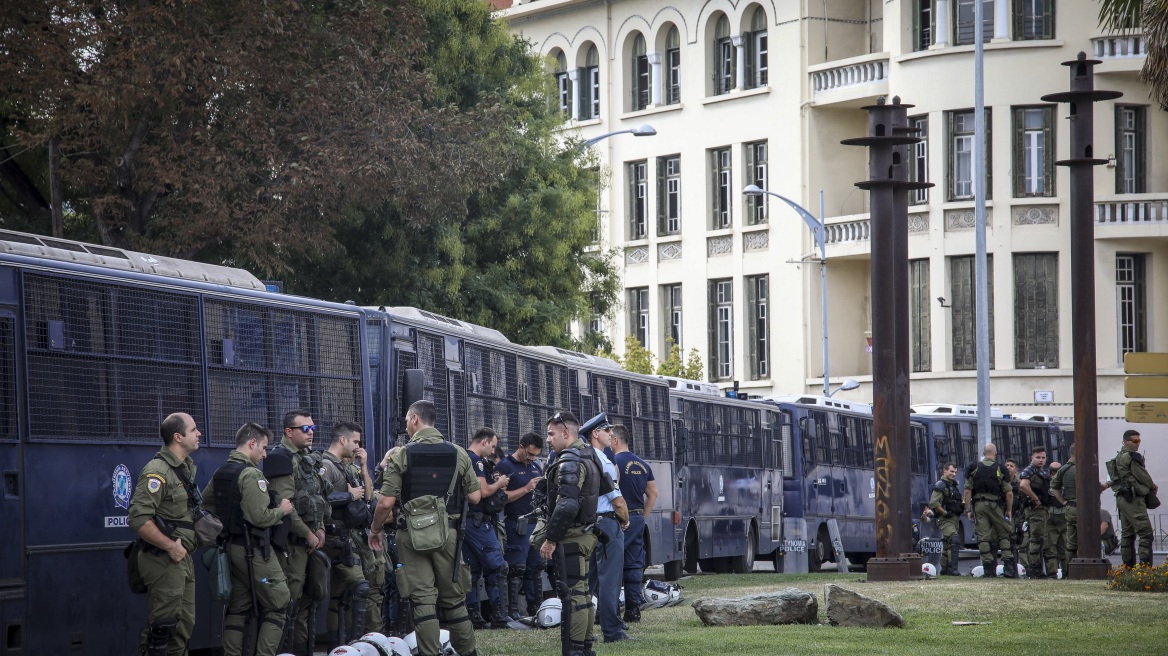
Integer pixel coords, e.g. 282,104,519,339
467,451,492,514
613,451,654,511
496,454,543,517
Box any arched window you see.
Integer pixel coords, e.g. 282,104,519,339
666,26,681,104
631,34,649,111
713,15,734,95
580,44,600,119
747,8,768,88
553,51,572,116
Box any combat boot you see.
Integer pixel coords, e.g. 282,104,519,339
568,640,591,656
623,605,641,623
1001,558,1017,578
466,602,488,630
488,601,510,629
507,572,525,618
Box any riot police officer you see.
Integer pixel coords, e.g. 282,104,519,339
370,400,481,656
1050,452,1078,565
264,409,331,655
496,431,545,618
1019,446,1058,579
1110,430,1159,567
963,442,1015,578
928,463,964,576
537,411,618,656
202,423,294,656
348,437,386,634
463,427,510,628
128,412,202,656
320,422,371,645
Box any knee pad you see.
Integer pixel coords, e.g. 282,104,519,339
353,580,371,601
497,563,509,578
532,561,547,576
149,618,178,641
510,566,526,580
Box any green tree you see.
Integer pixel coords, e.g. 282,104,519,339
656,339,684,377
683,347,705,381
621,335,655,375
1098,0,1168,107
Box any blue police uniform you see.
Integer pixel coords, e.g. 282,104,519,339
464,451,507,624
614,451,654,609
588,447,625,642
495,454,544,615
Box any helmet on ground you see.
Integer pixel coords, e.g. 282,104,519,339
970,565,985,577
922,563,938,579
328,647,361,656
355,633,411,656
537,597,563,627
403,631,417,654
642,580,671,609
439,629,455,655
343,644,382,656
666,584,683,606
1056,568,1063,580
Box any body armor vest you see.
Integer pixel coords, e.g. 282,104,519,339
547,446,601,526
213,461,251,536
1055,462,1077,502
268,446,330,525
470,457,508,516
401,442,461,515
1022,465,1052,505
939,479,964,515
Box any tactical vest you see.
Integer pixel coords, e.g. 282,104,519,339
471,457,508,516
267,445,330,525
968,461,1005,496
1054,462,1077,502
323,456,373,530
1021,465,1052,505
547,446,601,527
937,479,964,515
401,442,461,515
213,461,251,536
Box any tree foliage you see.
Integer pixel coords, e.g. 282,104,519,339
1098,0,1168,107
0,0,618,348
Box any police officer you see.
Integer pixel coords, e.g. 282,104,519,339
928,463,963,576
347,435,386,634
963,442,1015,578
610,424,657,621
320,422,371,645
1004,458,1026,565
1051,453,1078,569
1019,446,1058,579
538,411,616,656
496,431,545,619
582,414,630,644
1046,461,1068,575
128,412,202,656
202,423,294,656
369,400,481,656
264,409,330,655
1109,430,1159,567
463,427,510,629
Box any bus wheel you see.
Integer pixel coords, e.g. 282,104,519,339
730,527,756,574
809,525,830,572
683,529,699,574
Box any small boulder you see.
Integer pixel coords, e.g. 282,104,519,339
692,588,818,626
823,584,905,628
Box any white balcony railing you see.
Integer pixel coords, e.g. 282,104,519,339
825,215,871,245
811,55,889,95
1092,33,1146,59
1095,195,1168,224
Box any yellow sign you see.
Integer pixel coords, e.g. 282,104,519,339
1125,401,1168,423
1124,352,1168,374
1125,377,1168,398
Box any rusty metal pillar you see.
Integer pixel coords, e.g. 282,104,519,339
842,97,932,581
1041,53,1120,580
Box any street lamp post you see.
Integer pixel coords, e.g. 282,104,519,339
579,124,657,150
744,184,833,397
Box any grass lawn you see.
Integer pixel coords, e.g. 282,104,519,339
471,572,1167,655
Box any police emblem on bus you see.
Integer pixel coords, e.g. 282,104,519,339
113,464,132,509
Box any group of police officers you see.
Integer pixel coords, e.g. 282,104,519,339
128,405,656,656
926,430,1159,578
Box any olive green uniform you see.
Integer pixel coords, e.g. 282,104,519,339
350,460,387,634
928,480,963,575
1115,445,1157,566
202,451,291,656
268,435,330,653
1050,458,1077,566
1020,464,1058,577
965,458,1014,574
380,427,480,656
128,449,198,656
320,451,368,643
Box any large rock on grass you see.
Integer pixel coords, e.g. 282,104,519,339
823,584,905,628
692,588,818,626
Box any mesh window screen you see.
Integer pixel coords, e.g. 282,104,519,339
0,316,17,442
366,320,382,439
465,344,518,445
417,333,450,439
24,274,205,444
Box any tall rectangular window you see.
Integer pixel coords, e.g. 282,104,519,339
914,0,933,51
1117,254,1147,356
948,109,992,201
910,259,932,372
955,0,994,45
666,27,682,105
657,155,681,236
1014,0,1054,40
1014,106,1055,197
662,283,683,351
747,275,769,380
556,73,573,116
746,34,768,88
1014,253,1059,369
910,115,929,205
744,141,768,225
710,147,732,229
1116,106,1146,194
627,160,648,240
951,254,995,370
709,279,733,380
628,287,650,348
716,38,735,95
579,47,600,120
632,35,650,111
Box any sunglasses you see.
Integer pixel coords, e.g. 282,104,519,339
549,412,566,426
289,424,316,433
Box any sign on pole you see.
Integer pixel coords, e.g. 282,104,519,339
1125,401,1168,424
1124,352,1168,374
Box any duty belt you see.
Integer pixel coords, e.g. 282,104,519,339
628,509,644,515
599,511,618,520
